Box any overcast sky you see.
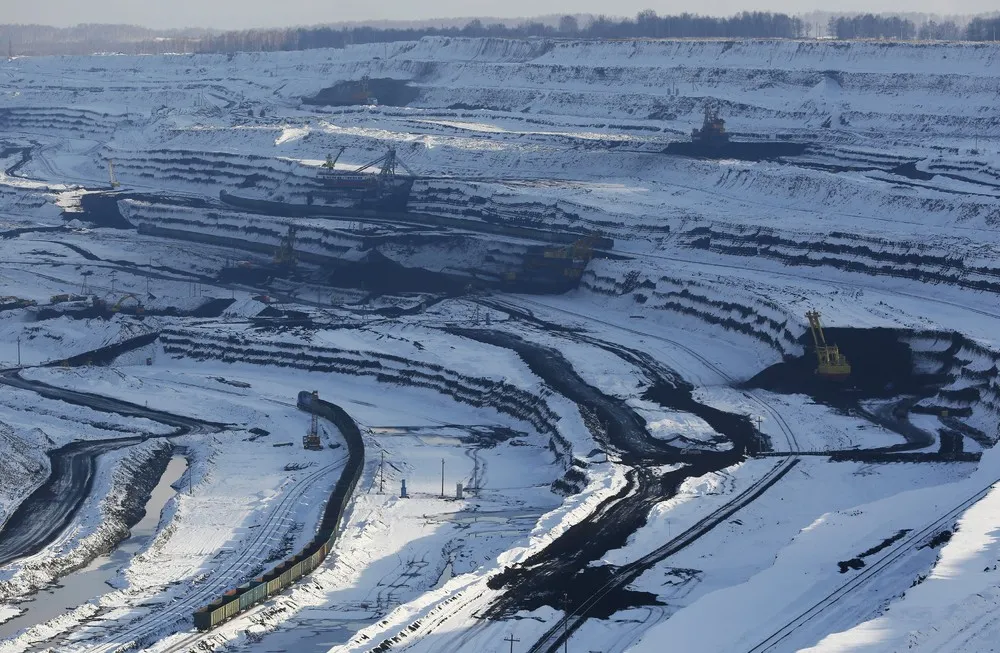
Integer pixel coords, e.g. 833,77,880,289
5,0,996,30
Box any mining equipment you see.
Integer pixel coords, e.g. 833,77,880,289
274,224,297,271
665,105,808,160
501,236,600,294
217,224,298,284
110,293,143,314
806,310,851,380
303,391,323,450
312,146,415,210
939,430,964,457
359,74,379,106
0,296,36,309
691,106,730,149
108,160,120,189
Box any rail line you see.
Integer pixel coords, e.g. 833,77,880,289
487,296,800,453
483,296,803,652
528,456,799,653
744,477,1000,653
76,455,346,653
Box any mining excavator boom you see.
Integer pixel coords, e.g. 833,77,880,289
806,310,851,380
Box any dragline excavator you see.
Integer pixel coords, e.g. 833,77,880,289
806,310,851,380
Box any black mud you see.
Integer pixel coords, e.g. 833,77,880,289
302,78,419,107
749,327,934,399
326,251,468,295
71,193,131,229
450,329,679,464
450,326,754,623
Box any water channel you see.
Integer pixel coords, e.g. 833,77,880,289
0,455,188,642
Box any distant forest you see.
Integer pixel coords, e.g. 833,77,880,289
3,12,1000,56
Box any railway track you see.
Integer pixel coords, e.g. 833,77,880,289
72,455,347,653
743,477,1000,653
494,295,997,652
621,248,1000,322
373,297,801,653
482,296,802,652
487,295,800,453
527,456,799,653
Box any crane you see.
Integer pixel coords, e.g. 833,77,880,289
323,147,347,170
303,391,322,450
806,310,851,380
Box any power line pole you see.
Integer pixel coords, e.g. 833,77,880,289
379,450,385,494
16,336,20,367
504,633,520,653
440,458,445,498
472,449,478,494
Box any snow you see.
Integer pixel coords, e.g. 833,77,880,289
0,34,998,653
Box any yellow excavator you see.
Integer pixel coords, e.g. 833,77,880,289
111,293,143,314
274,225,297,270
806,310,850,380
108,160,120,189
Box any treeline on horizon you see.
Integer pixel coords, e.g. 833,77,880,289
3,11,1000,56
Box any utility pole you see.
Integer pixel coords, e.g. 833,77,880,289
440,458,445,498
472,449,478,494
16,336,20,367
504,634,520,653
379,450,385,494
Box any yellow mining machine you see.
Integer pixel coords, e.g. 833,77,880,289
274,225,297,271
806,310,851,380
108,160,120,189
110,293,143,314
303,391,323,450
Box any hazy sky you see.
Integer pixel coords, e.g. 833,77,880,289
6,0,995,30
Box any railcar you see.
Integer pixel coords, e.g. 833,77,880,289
193,396,364,631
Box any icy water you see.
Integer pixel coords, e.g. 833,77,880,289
0,455,188,642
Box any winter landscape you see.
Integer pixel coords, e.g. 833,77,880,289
0,25,999,653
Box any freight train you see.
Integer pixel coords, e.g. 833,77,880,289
192,391,364,631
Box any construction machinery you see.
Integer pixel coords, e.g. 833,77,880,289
0,296,36,309
217,224,297,284
314,146,415,209
110,293,143,314
303,391,323,450
273,224,297,270
690,105,730,149
322,147,347,172
666,105,808,160
108,160,120,189
806,310,851,380
502,236,600,293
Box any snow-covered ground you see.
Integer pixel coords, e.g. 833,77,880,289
0,35,998,653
